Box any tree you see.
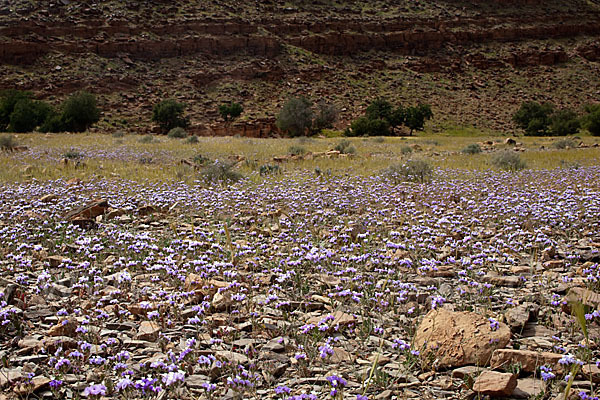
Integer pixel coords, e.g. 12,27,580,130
349,116,390,136
583,104,600,136
513,102,553,136
61,91,100,132
549,110,580,136
8,98,53,133
0,90,33,131
276,97,314,137
218,102,243,122
313,101,338,133
152,99,188,133
365,98,405,133
403,104,433,135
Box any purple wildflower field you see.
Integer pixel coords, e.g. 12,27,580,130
1,161,600,399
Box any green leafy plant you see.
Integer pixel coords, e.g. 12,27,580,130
553,138,577,149
152,99,188,133
0,134,18,151
288,145,307,156
60,91,100,132
583,104,600,136
513,102,553,136
201,161,243,184
276,97,314,137
549,110,580,136
218,102,243,122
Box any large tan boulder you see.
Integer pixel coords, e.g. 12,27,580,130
413,308,510,368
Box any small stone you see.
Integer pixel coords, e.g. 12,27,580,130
136,321,161,342
473,371,517,397
47,319,77,337
490,349,564,373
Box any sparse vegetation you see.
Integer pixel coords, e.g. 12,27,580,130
491,150,526,171
201,160,242,183
288,145,307,156
384,160,433,183
553,138,577,149
334,139,356,154
277,97,315,137
462,143,482,154
348,98,432,136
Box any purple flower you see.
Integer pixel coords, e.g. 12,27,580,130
489,318,499,331
82,383,107,397
275,385,291,395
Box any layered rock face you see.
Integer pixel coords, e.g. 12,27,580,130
1,0,599,134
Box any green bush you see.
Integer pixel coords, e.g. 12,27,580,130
583,105,600,136
462,143,482,154
334,139,356,154
8,98,53,133
167,127,188,138
61,91,100,132
348,116,390,136
187,135,199,144
0,134,18,151
0,90,31,131
513,102,553,136
63,148,84,159
553,138,578,149
313,101,338,133
259,164,281,176
276,97,314,137
288,145,307,156
193,154,210,165
384,160,433,183
492,150,526,171
138,135,154,144
112,130,125,138
549,110,580,136
0,90,54,133
201,160,242,184
401,145,413,155
218,102,243,122
152,99,188,133
404,104,433,134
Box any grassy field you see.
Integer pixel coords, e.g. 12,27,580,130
1,132,599,183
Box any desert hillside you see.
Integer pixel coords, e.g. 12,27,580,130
1,0,600,135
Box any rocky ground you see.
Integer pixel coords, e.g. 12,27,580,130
1,162,600,399
1,0,599,135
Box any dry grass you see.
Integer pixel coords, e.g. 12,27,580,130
1,133,599,183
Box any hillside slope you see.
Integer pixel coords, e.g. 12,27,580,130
1,0,600,135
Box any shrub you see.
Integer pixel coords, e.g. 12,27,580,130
138,135,154,144
513,102,553,136
384,160,433,183
201,160,242,184
168,127,188,138
348,116,390,137
8,98,53,133
462,143,482,154
313,101,338,133
187,135,199,144
218,102,243,122
112,130,125,138
152,99,187,133
276,97,314,137
60,91,100,132
39,113,64,133
549,110,580,136
63,148,84,159
288,145,307,156
553,138,578,149
0,90,31,131
401,145,413,155
404,104,433,134
492,150,526,171
193,154,210,165
583,105,600,136
0,134,17,151
334,139,356,154
259,164,281,176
